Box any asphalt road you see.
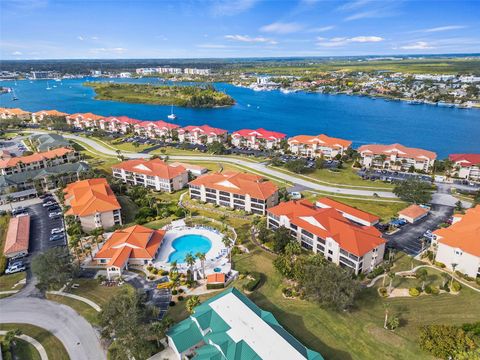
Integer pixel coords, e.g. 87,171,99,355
59,132,399,198
385,204,453,255
0,296,106,360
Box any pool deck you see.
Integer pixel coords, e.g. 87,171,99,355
153,226,230,274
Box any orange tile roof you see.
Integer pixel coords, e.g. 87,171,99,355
433,205,480,257
137,120,179,130
288,134,352,149
358,143,437,161
64,178,121,217
268,200,385,257
179,125,227,136
0,147,74,169
95,225,165,267
316,197,380,224
232,128,286,140
189,171,278,200
66,112,104,121
449,154,480,167
207,273,226,284
33,109,69,117
398,204,429,219
112,158,187,179
4,215,30,255
2,108,31,116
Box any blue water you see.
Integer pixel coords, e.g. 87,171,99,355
167,234,212,263
1,78,479,157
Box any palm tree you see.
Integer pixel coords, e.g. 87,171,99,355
196,252,206,279
150,318,174,347
417,268,428,291
450,263,458,288
383,303,390,329
169,260,178,276
222,236,232,263
184,253,196,280
186,295,200,314
387,272,395,295
69,235,81,263
169,273,180,292
3,328,22,354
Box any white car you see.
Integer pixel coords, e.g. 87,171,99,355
5,264,26,274
49,211,63,218
43,201,57,207
51,227,65,234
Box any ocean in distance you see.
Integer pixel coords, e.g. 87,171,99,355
1,77,479,158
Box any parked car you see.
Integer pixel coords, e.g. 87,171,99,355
49,234,64,241
5,264,26,274
12,207,26,215
43,201,57,207
49,211,63,218
51,227,65,234
9,253,26,261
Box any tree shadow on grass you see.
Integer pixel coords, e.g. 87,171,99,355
248,291,353,360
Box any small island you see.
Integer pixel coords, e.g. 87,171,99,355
84,82,235,108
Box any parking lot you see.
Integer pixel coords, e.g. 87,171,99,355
358,169,432,183
0,138,28,157
28,200,66,254
384,204,453,255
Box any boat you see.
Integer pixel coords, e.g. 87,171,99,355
167,105,177,120
46,82,52,90
11,89,18,101
54,78,61,82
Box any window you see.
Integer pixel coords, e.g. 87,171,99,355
328,249,333,255
301,229,313,238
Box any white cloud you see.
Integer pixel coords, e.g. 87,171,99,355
89,47,128,54
225,35,277,44
91,36,99,40
77,36,84,41
317,35,384,47
211,0,257,16
420,25,467,33
339,0,401,21
260,22,303,34
337,0,373,11
400,41,433,50
197,44,228,49
308,26,335,33
12,51,22,55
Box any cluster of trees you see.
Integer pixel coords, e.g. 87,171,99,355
31,247,78,291
99,288,174,360
206,141,227,154
393,178,433,204
0,328,22,360
273,241,361,311
419,322,480,359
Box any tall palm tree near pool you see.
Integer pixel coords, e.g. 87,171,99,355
196,252,206,279
222,236,232,263
170,260,178,275
185,253,196,280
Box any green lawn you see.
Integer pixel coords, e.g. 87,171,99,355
46,294,100,325
330,197,407,222
230,246,480,360
68,278,132,307
0,215,10,276
0,272,26,292
272,164,394,190
0,336,41,360
0,324,69,360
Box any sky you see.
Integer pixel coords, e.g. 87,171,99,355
0,0,479,60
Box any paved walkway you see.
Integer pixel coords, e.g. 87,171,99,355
47,290,102,312
51,132,398,198
0,296,106,360
366,264,480,294
0,330,49,360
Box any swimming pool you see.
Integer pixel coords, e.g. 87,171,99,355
167,234,212,263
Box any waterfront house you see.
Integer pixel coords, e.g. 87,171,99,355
64,178,122,232
94,225,165,279
358,143,437,172
231,128,286,150
134,120,179,139
0,147,78,176
0,108,31,121
178,125,228,145
188,171,279,215
166,287,324,360
449,154,480,182
267,199,385,274
287,134,352,159
31,109,68,123
112,158,188,192
98,116,141,133
433,205,480,278
66,112,104,129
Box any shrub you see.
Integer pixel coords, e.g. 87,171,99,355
206,283,225,290
147,275,155,280
171,289,178,295
409,287,420,297
452,281,462,292
150,268,158,275
431,286,440,295
161,270,169,276
476,278,480,286
434,261,446,268
378,287,388,297
146,265,153,272
243,272,261,292
282,287,293,297
178,288,184,294
178,296,184,301
169,301,176,306
425,285,433,294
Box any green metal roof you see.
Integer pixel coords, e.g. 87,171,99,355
166,288,324,360
31,133,70,152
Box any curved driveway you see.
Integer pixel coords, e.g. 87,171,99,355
0,296,106,360
62,133,398,198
